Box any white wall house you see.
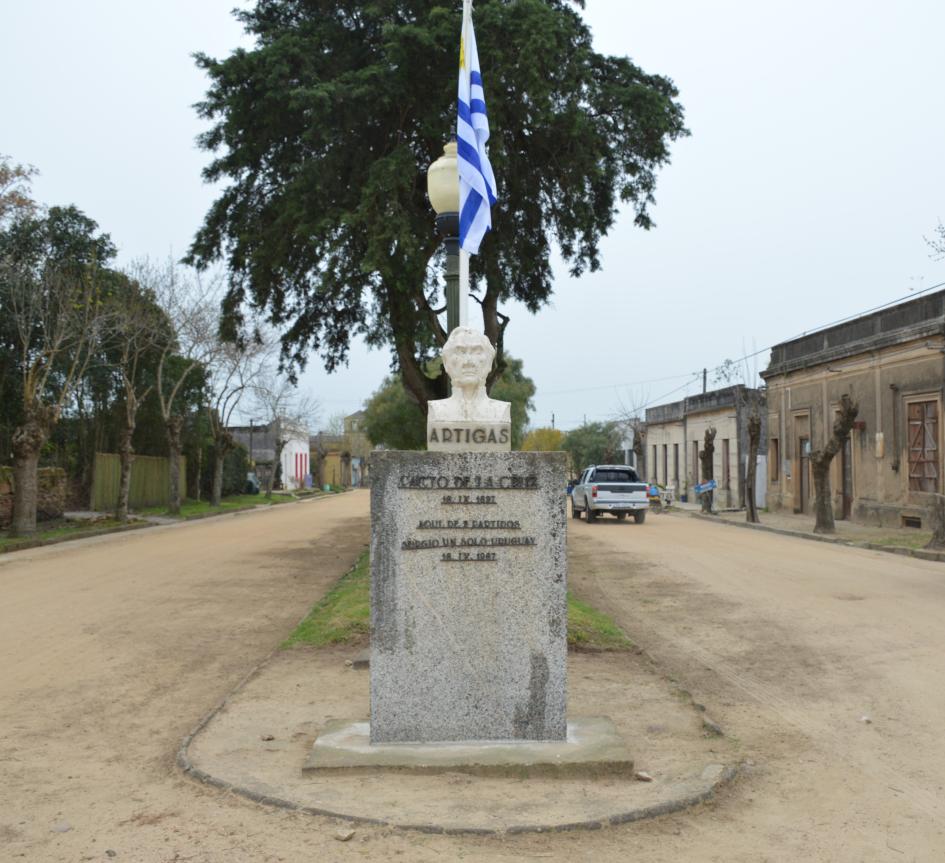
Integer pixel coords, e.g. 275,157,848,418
228,417,311,491
281,433,310,490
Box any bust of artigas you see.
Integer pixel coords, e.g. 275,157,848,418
428,327,511,424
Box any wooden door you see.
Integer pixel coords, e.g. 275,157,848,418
908,401,939,492
798,436,810,514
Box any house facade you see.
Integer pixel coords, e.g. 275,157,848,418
645,386,766,509
761,289,945,528
310,410,375,488
229,418,311,490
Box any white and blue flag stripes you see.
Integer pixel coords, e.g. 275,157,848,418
457,0,497,256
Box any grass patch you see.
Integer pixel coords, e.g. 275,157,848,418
566,591,634,651
0,517,132,553
140,492,296,519
283,549,371,648
867,532,932,551
283,551,634,653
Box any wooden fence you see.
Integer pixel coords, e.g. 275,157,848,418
91,453,187,512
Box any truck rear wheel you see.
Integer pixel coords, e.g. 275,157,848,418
634,510,646,524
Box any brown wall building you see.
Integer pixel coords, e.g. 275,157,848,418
309,410,374,488
762,290,945,528
645,386,766,509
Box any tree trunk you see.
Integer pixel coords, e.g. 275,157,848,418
811,450,835,534
699,427,716,514
632,428,646,475
194,444,203,503
11,411,52,536
11,448,41,536
211,453,225,507
210,426,235,507
745,414,761,523
166,415,184,515
925,494,945,550
116,426,135,523
268,440,285,499
811,393,859,535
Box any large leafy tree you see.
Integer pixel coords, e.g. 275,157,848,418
0,206,115,534
0,156,38,226
99,269,171,521
189,0,687,409
521,427,565,452
562,420,622,476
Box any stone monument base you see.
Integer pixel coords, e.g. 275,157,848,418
302,716,633,778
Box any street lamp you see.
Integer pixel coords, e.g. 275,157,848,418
427,138,461,332
248,417,263,464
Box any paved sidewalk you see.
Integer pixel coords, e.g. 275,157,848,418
66,509,179,526
675,503,942,562
720,507,930,546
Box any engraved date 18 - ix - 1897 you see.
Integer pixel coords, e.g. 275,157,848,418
441,494,496,505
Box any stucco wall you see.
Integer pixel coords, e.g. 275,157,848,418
645,386,764,509
687,409,741,509
646,420,685,489
280,438,310,490
764,336,945,527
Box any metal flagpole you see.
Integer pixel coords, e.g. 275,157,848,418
459,247,469,327
459,0,473,329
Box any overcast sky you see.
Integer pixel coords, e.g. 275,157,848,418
4,1,944,432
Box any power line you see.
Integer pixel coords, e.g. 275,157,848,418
544,280,945,416
715,279,945,371
634,374,703,412
540,370,699,396
790,279,945,340
554,374,703,429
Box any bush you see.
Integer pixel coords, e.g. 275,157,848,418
200,443,252,499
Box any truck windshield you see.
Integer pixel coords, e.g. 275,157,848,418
593,469,639,483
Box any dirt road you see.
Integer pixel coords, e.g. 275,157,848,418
568,510,945,860
3,492,944,861
0,493,370,862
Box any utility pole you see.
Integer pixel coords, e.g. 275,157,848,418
702,368,707,394
551,412,555,429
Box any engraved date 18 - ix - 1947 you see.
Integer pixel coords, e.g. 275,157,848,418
440,551,497,562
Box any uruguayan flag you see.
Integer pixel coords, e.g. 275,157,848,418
457,0,497,255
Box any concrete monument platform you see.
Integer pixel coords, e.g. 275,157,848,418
180,647,741,834
302,716,633,777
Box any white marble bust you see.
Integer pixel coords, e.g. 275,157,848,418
428,327,511,423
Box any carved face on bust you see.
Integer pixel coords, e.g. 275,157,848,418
441,327,495,388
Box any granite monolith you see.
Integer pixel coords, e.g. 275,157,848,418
369,449,567,743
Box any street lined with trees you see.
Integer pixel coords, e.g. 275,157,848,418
0,157,313,534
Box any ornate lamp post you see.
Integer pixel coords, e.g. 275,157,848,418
426,139,461,332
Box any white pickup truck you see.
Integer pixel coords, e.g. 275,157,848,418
571,464,649,524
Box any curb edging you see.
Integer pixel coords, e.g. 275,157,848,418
177,646,740,834
684,511,945,563
0,490,350,557
0,520,152,555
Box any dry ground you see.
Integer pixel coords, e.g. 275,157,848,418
2,490,944,861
